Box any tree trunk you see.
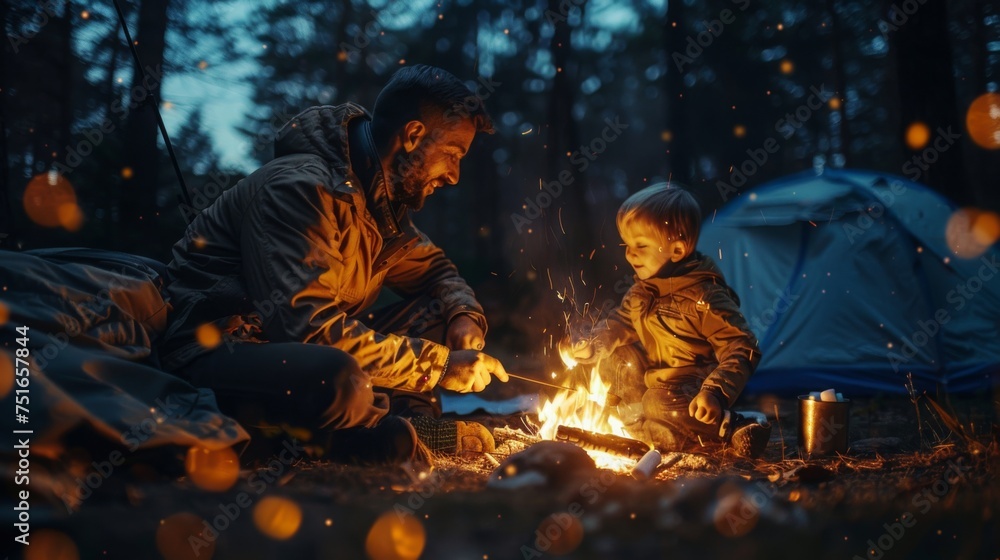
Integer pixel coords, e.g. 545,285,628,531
892,0,970,203
664,3,692,185
60,1,73,157
0,0,11,247
105,25,122,120
468,23,505,275
544,0,595,289
122,0,169,241
967,0,1000,211
825,0,850,166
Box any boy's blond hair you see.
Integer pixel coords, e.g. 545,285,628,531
616,183,702,253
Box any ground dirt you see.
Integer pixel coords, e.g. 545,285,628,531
7,392,1000,560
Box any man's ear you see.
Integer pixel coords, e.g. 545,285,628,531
667,240,688,262
400,120,428,153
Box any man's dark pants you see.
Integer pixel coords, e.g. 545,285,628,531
175,296,448,442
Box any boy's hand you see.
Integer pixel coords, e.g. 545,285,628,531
438,349,509,393
557,337,595,365
689,390,723,425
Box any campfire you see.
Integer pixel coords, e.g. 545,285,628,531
533,347,649,472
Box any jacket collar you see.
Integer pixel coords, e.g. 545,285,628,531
636,252,725,297
272,104,420,274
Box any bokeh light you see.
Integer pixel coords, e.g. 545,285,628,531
733,125,747,138
195,323,222,349
57,202,84,231
365,511,426,560
905,121,931,150
184,446,240,492
24,530,79,560
0,351,14,399
23,171,80,230
945,208,999,259
972,211,1000,246
253,496,302,540
534,513,584,556
779,59,794,74
157,512,215,560
712,489,758,537
965,93,1000,149
0,300,8,325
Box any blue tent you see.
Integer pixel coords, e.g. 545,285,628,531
697,168,1000,395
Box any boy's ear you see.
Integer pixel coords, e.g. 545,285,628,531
667,240,688,262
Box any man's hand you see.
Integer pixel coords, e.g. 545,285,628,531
446,314,486,350
437,349,509,393
688,390,723,425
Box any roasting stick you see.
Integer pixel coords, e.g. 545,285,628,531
505,372,582,393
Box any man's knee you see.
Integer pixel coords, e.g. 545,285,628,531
327,353,373,402
317,351,383,429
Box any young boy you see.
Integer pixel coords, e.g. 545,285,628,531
561,183,771,458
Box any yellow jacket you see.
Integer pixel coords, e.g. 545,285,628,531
160,104,485,391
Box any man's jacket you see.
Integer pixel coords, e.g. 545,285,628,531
588,252,760,407
159,104,485,391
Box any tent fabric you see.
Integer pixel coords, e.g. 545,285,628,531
697,168,1000,395
0,248,249,454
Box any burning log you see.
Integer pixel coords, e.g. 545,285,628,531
555,426,650,460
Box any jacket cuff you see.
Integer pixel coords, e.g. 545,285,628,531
445,304,488,335
412,342,449,392
699,384,730,408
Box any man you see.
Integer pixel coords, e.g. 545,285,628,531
159,65,508,464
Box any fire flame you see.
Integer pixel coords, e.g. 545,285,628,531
536,350,637,470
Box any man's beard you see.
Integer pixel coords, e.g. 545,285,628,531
396,172,428,211
389,151,430,211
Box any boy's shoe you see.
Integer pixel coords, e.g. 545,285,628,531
728,413,772,459
325,416,419,465
408,416,496,454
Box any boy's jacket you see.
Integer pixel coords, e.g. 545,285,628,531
590,252,760,406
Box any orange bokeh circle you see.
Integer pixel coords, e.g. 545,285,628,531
23,172,78,229
966,93,1000,149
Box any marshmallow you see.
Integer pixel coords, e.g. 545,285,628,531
631,449,662,481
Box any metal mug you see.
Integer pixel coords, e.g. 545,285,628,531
797,395,850,457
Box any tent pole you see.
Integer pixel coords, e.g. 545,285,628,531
111,0,194,222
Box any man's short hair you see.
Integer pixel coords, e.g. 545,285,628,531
371,65,494,148
617,183,702,251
